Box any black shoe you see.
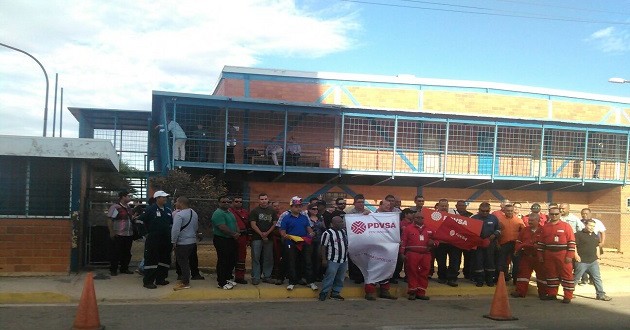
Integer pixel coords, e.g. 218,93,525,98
191,275,206,280
540,295,557,301
298,279,307,286
562,298,571,304
447,281,458,287
119,269,134,274
416,295,430,300
110,271,118,276
437,278,447,284
486,282,495,287
156,280,170,286
330,294,345,301
234,278,248,284
143,283,157,289
476,282,484,287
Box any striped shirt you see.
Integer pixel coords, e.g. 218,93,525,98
321,228,348,263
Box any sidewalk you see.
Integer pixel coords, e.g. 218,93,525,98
1,252,628,304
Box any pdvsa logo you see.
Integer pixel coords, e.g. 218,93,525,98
351,221,367,234
431,211,442,222
367,222,397,229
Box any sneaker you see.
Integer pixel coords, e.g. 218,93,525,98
597,295,612,301
286,284,295,291
252,278,261,285
143,283,157,289
219,283,234,290
173,283,191,291
318,293,327,301
227,280,237,286
330,294,345,301
156,280,170,286
191,275,205,280
234,278,248,284
309,283,319,291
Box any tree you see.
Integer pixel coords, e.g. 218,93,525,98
149,169,227,234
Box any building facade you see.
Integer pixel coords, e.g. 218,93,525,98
145,66,628,253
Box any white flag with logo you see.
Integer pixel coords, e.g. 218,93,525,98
345,213,400,284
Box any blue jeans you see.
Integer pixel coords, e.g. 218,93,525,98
321,260,348,295
251,239,273,280
574,260,606,297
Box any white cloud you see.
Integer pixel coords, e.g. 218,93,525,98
0,0,359,137
587,26,630,53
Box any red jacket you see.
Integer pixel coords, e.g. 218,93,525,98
536,220,576,260
515,226,542,257
400,224,437,255
229,208,250,231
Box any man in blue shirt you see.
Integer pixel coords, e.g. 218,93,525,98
280,196,316,291
471,202,501,287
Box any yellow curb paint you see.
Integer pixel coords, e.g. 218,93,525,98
164,288,260,301
0,292,72,304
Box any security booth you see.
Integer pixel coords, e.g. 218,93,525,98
0,135,118,274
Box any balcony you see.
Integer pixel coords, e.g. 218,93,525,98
152,92,630,191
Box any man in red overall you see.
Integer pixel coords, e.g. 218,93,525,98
229,196,250,284
512,213,546,298
537,206,576,303
400,211,437,300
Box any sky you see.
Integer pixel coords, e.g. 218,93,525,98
1,0,630,138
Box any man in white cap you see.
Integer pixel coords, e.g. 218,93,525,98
142,190,173,289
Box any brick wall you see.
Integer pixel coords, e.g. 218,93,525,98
0,219,71,274
216,76,630,125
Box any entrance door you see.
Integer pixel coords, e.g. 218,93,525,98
478,131,498,175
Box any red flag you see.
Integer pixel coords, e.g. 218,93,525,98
433,217,489,250
420,208,483,236
421,208,447,232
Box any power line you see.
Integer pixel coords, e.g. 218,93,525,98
493,0,630,16
341,0,630,25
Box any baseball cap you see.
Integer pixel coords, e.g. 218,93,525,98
153,190,170,198
290,196,303,206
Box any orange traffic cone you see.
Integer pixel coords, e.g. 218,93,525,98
483,271,518,321
72,272,104,330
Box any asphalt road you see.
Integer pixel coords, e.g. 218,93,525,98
2,295,628,330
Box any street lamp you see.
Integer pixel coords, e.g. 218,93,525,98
609,77,629,84
0,42,49,137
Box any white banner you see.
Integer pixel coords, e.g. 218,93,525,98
345,213,400,284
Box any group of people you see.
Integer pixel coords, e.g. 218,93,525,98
106,190,611,302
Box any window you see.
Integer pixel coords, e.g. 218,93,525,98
0,157,71,217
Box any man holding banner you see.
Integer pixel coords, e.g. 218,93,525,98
345,211,399,300
400,211,437,300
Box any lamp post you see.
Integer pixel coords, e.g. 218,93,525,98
609,77,630,84
0,42,49,137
